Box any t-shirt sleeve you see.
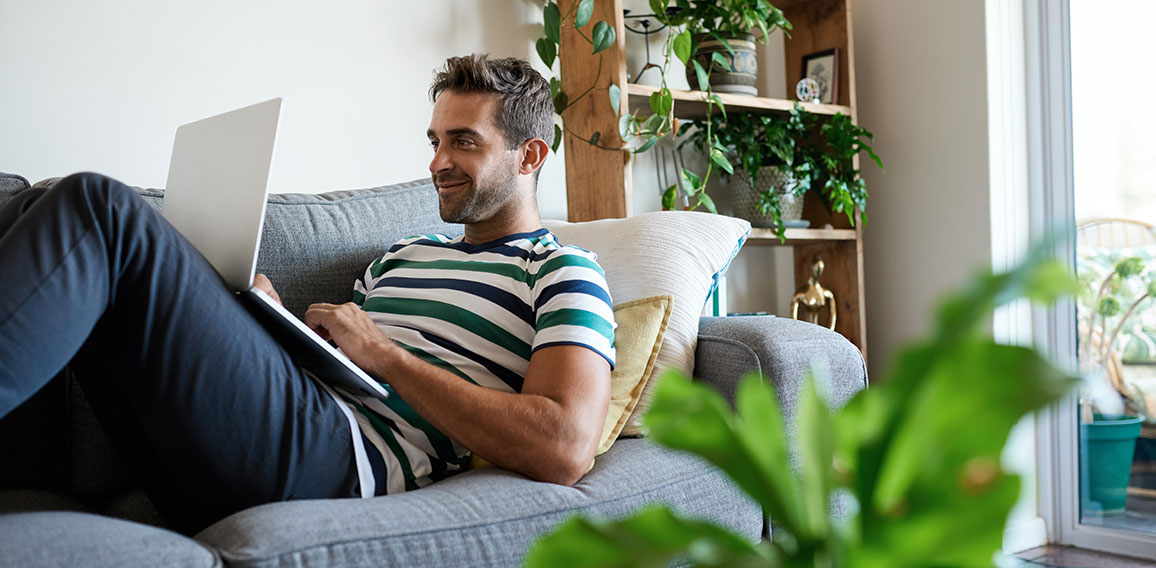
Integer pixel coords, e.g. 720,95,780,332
530,248,616,369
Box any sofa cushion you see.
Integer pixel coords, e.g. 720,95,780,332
0,511,219,568
0,172,29,198
544,212,751,436
597,294,673,454
196,438,759,567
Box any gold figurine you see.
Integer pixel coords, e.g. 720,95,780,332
792,256,837,330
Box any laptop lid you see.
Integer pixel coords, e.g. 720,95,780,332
162,98,282,291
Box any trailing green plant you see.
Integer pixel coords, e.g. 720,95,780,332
535,0,794,215
666,0,791,41
525,248,1081,568
681,104,882,241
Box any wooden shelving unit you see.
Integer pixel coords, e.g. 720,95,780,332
558,0,868,359
627,84,853,119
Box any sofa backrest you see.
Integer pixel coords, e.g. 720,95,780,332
1,175,462,318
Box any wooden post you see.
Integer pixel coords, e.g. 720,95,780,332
558,0,631,221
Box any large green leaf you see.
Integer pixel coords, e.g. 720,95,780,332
592,21,616,54
673,30,692,64
692,59,709,91
574,0,594,28
796,375,833,542
536,37,557,68
524,505,772,568
608,84,621,114
544,2,561,43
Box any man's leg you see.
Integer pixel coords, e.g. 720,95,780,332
0,173,364,533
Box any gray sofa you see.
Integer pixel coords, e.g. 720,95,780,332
0,172,867,567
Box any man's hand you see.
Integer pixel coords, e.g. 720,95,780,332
304,302,397,372
253,273,282,306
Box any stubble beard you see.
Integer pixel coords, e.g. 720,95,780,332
436,165,520,225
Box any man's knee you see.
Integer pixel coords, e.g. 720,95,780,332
55,172,139,210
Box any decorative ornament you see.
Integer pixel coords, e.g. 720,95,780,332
795,77,820,104
792,256,837,330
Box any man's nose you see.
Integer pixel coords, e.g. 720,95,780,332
429,145,451,174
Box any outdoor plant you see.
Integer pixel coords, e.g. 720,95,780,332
680,104,882,240
525,249,1081,567
1077,254,1156,420
534,0,793,214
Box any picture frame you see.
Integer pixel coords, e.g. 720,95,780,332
802,48,840,104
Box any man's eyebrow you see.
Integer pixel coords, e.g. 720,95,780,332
427,127,484,139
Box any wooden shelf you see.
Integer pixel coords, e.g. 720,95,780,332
627,84,852,120
746,227,857,246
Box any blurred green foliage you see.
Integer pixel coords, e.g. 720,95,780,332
525,252,1080,568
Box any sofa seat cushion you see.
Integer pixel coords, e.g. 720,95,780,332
0,511,220,568
196,438,759,567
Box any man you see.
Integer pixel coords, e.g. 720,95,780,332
0,54,614,534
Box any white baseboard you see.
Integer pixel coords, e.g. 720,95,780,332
1003,516,1049,554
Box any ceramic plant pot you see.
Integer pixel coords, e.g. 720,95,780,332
686,33,758,96
731,165,802,229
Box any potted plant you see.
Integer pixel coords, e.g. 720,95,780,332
680,103,883,241
1076,253,1155,514
665,0,792,95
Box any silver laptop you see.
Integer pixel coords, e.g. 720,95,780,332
161,98,389,400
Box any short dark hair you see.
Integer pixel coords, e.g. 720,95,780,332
429,54,554,151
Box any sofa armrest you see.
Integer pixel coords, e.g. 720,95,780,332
694,316,867,425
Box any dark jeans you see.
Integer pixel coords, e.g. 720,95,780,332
0,173,362,534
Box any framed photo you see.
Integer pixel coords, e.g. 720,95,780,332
802,48,840,104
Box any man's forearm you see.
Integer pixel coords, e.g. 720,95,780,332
367,342,608,485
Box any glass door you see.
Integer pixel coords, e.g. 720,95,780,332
1070,0,1156,543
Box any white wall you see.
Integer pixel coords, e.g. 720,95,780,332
0,0,571,220
853,0,994,370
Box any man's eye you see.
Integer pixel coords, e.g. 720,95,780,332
429,140,439,149
456,139,475,147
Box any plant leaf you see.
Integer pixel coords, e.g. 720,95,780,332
618,114,634,141
636,136,659,154
692,59,709,91
673,30,692,64
544,2,561,43
696,192,718,214
650,0,669,24
549,77,562,99
574,0,594,28
592,20,616,54
679,168,702,191
536,37,557,69
523,505,769,568
662,185,677,210
553,91,569,114
710,148,734,175
607,84,621,114
551,124,563,153
588,131,601,146
711,51,732,72
710,94,727,119
796,372,833,541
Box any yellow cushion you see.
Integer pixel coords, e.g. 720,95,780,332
595,294,673,454
470,294,673,469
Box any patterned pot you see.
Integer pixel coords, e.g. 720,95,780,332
731,166,802,229
685,33,758,96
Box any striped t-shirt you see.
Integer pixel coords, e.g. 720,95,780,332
333,228,616,495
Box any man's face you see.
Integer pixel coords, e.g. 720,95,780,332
427,91,522,225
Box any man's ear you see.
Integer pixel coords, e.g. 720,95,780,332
518,138,550,176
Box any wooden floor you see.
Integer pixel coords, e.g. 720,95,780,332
1013,545,1156,567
